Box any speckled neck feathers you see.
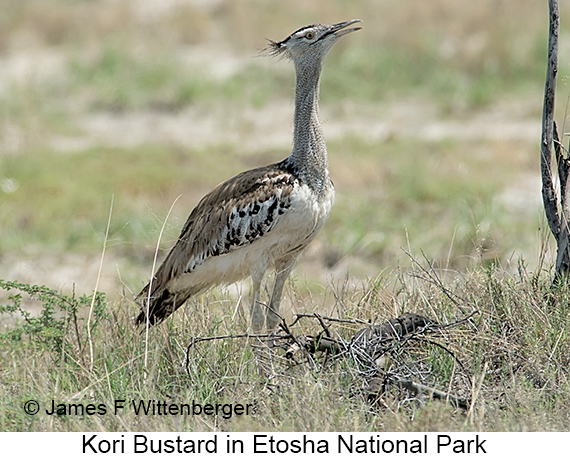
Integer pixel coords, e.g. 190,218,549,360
289,59,330,196
136,20,361,330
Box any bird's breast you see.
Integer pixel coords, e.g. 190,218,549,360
171,179,334,293
271,180,334,250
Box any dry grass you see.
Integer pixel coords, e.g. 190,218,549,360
1,0,570,433
1,257,569,432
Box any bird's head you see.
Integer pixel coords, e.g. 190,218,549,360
265,19,362,62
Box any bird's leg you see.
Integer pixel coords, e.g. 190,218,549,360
266,258,296,331
250,274,265,334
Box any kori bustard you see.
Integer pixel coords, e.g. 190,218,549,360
136,20,361,332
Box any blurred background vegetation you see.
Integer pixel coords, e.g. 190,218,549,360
1,0,570,306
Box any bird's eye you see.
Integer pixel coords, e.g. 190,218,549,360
305,31,315,40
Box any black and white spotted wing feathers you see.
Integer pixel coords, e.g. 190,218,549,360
136,160,297,326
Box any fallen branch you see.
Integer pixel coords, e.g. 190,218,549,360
185,311,473,410
387,376,470,410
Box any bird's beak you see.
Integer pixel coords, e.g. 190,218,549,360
330,19,362,38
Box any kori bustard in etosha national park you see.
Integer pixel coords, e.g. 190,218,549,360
136,19,362,332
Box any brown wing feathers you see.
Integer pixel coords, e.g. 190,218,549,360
135,160,297,326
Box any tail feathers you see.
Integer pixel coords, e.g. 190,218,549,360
135,286,191,327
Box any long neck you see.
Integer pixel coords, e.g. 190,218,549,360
289,59,329,194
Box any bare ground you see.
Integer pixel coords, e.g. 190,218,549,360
0,2,549,314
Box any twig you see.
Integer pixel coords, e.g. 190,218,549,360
420,337,473,392
185,332,279,373
313,313,332,338
184,312,473,414
279,319,320,371
289,312,368,327
403,249,469,312
386,376,470,410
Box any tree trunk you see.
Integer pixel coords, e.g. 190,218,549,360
540,0,570,278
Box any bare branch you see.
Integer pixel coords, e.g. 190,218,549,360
541,0,561,240
555,123,566,198
289,313,368,327
554,122,570,227
386,376,470,410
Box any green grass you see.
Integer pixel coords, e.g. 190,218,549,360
1,0,570,433
68,45,218,111
0,134,542,285
1,265,569,432
325,135,541,273
322,37,547,112
0,143,250,254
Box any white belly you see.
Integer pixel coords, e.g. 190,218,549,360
171,181,334,293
